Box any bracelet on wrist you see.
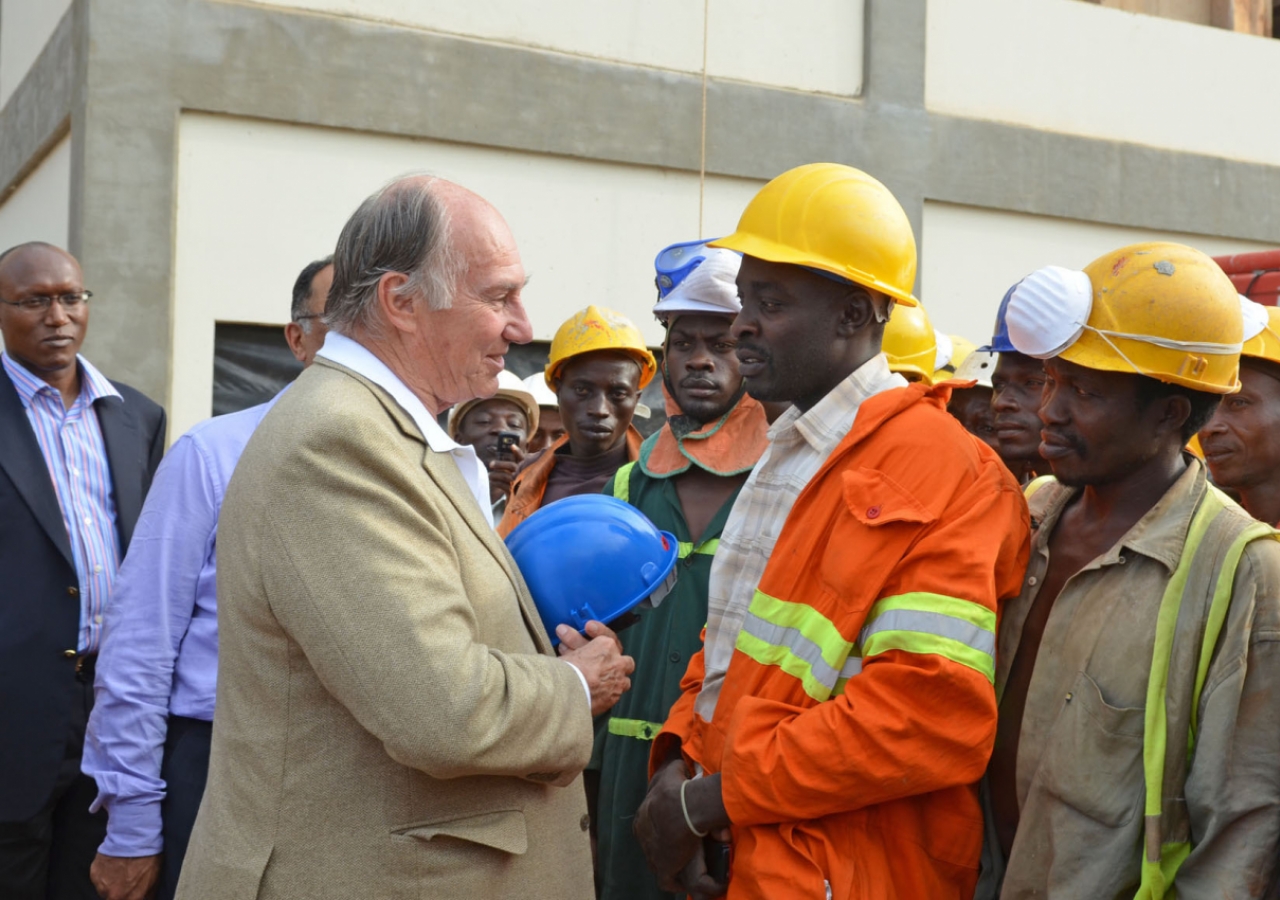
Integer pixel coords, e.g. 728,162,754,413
680,777,709,838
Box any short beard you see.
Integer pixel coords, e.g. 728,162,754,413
667,379,748,431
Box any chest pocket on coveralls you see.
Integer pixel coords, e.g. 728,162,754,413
819,467,935,596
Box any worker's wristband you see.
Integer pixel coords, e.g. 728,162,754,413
680,777,709,838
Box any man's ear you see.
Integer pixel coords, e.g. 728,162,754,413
837,290,880,337
376,272,418,334
284,322,307,363
1159,393,1193,439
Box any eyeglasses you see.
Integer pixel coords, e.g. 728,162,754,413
0,291,93,313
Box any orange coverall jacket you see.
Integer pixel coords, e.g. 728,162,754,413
652,383,1031,899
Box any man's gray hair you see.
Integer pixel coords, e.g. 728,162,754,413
324,177,465,335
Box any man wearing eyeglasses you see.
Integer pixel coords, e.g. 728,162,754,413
0,241,166,900
284,256,333,366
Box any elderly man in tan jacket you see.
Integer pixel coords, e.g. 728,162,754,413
175,177,634,900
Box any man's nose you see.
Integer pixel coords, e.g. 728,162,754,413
1199,410,1228,437
585,393,609,418
505,297,534,345
44,300,71,326
730,312,754,341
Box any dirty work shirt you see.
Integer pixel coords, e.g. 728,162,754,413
984,460,1280,900
593,464,742,900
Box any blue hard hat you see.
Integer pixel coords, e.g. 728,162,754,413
655,239,721,298
983,281,1021,354
505,495,680,646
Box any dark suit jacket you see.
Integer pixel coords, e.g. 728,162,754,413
0,367,165,822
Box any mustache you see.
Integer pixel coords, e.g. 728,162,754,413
736,342,770,361
1042,428,1086,453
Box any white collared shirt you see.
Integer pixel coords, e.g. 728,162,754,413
317,332,494,527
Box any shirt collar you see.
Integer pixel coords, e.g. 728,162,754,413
1034,457,1207,573
768,353,907,455
315,332,460,453
2,351,122,409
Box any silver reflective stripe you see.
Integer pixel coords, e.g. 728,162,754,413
839,655,862,679
739,611,848,693
859,608,996,657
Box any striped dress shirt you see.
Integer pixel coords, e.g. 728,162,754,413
2,351,122,653
693,354,906,722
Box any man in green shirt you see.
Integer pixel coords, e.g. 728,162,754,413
596,242,772,900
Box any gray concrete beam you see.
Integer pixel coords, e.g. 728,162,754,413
0,6,74,204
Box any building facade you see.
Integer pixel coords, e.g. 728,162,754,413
2,0,1279,436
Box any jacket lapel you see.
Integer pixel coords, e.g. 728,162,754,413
0,374,74,566
95,395,141,551
419,448,553,654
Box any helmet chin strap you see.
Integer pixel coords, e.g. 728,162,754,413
1078,324,1242,379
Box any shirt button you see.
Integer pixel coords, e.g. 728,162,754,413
67,586,79,597
1118,555,1127,565
64,649,76,658
94,564,102,574
865,506,882,520
82,516,92,526
71,467,80,476
1027,576,1038,586
579,814,590,832
94,614,103,624
669,652,681,664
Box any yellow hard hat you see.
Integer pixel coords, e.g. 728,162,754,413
545,305,657,391
1242,305,1280,366
1066,243,1242,394
883,303,937,383
709,163,918,306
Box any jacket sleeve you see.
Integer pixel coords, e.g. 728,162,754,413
718,462,1030,827
253,418,593,786
1174,539,1280,898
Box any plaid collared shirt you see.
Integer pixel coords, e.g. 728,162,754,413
694,354,907,721
3,352,122,653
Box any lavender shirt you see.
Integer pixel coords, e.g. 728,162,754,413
82,395,279,857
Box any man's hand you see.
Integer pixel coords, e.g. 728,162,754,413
487,446,525,504
633,758,704,890
90,852,161,900
557,620,634,716
676,843,729,900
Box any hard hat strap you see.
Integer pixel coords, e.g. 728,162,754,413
1085,325,1241,381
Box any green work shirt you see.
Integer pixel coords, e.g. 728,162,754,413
594,461,742,900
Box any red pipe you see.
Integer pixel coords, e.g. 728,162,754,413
1214,250,1280,307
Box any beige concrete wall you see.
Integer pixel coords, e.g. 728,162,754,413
920,200,1275,343
0,133,69,253
0,0,71,107
170,113,762,435
926,0,1280,166
251,0,865,96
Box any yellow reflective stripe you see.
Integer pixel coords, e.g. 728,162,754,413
735,628,838,703
677,539,720,559
611,462,636,503
746,590,850,670
607,717,664,740
865,592,996,634
859,592,997,683
735,590,856,702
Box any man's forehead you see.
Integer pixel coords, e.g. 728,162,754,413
468,397,525,417
669,314,735,337
0,245,80,289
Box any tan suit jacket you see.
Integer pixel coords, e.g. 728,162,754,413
176,359,595,900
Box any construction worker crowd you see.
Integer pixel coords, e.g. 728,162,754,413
8,161,1280,900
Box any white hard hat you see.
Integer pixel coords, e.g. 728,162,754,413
933,330,954,372
448,369,540,439
954,349,998,389
522,372,559,408
653,247,742,322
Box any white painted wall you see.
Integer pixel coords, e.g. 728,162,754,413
926,0,1280,167
252,0,863,96
920,201,1276,343
0,134,70,252
171,113,763,435
0,0,71,108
